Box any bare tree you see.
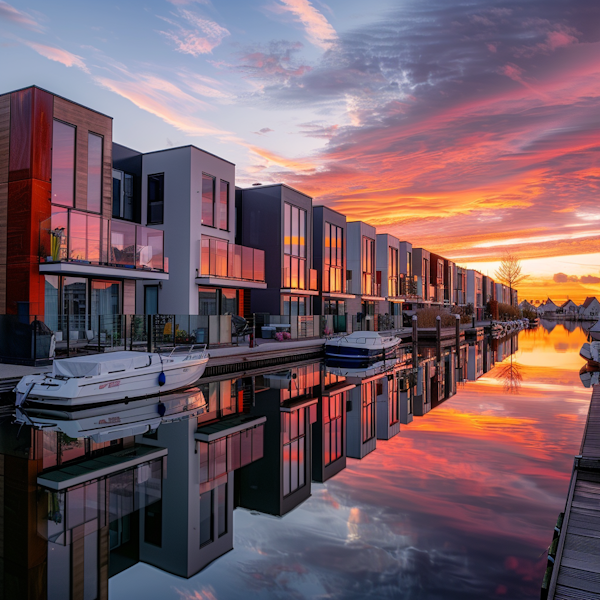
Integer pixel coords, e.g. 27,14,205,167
494,253,528,298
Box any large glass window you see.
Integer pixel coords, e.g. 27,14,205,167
221,288,237,315
51,120,75,207
324,223,343,292
147,174,164,225
91,280,121,321
362,380,376,443
362,237,375,295
87,133,103,213
283,203,307,289
199,287,219,316
63,277,87,336
282,407,306,496
218,180,229,231
44,275,59,332
216,483,227,538
389,377,399,426
324,394,343,466
202,173,215,227
388,246,399,297
113,170,135,221
145,286,158,315
281,295,307,316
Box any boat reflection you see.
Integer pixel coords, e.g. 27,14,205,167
0,333,522,599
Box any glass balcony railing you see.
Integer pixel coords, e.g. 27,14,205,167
399,274,418,297
361,273,381,297
200,238,265,283
323,265,344,293
309,269,318,291
40,207,166,272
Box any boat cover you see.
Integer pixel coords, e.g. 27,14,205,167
52,351,153,378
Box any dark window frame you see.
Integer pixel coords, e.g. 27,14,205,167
147,173,164,225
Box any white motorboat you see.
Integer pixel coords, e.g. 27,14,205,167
15,347,209,407
588,320,600,341
325,358,401,382
14,388,207,443
325,331,401,363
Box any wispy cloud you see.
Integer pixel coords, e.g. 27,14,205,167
0,1,42,31
272,0,337,50
22,40,89,72
159,7,229,55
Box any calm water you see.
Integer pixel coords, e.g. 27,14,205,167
0,322,590,599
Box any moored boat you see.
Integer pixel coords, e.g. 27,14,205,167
324,331,401,363
15,347,209,407
588,320,600,341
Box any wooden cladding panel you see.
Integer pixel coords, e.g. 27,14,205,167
0,95,9,184
53,97,112,218
123,279,136,314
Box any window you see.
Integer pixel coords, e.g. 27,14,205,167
218,180,229,231
199,491,213,547
147,174,164,225
144,499,162,547
282,295,307,316
388,246,399,297
362,237,375,295
324,223,343,292
282,408,306,496
283,203,307,289
362,381,376,443
87,133,103,213
113,170,135,220
324,394,344,466
202,173,215,227
407,251,412,278
51,120,75,207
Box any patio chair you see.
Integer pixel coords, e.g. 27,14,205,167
231,315,252,346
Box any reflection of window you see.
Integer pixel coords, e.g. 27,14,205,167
199,490,213,547
362,381,376,443
52,120,75,207
388,246,399,296
198,379,239,424
389,377,399,426
147,174,164,225
283,203,307,289
199,482,227,548
324,394,343,466
113,170,134,221
202,173,215,227
87,133,103,213
282,408,306,496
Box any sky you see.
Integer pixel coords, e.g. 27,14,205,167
1,0,599,303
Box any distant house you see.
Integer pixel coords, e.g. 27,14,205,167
561,299,578,315
538,299,559,316
579,297,600,320
519,300,536,312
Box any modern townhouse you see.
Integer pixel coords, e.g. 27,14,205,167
466,269,484,318
312,205,354,332
580,297,600,319
482,275,495,306
236,183,318,318
121,144,267,324
494,282,512,305
347,221,385,329
429,252,446,305
413,248,432,306
376,371,401,441
0,86,168,362
376,232,403,317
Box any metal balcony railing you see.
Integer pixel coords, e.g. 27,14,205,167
41,207,166,272
200,238,265,283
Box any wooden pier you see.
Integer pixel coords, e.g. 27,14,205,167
547,385,600,599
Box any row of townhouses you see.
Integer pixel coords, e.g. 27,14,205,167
0,86,518,360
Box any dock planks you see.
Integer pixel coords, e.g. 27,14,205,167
549,386,600,599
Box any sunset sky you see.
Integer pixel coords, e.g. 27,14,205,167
2,0,599,302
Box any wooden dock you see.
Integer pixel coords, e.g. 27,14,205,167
547,385,600,599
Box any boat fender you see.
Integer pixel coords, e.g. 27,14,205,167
158,372,166,387
157,402,166,416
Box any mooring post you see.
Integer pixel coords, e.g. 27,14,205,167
436,315,441,362
455,313,461,368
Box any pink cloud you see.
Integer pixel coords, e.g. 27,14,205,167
0,1,42,31
275,0,337,50
23,40,88,72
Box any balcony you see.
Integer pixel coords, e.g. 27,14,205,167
281,255,318,294
323,265,344,294
40,208,168,280
361,272,382,298
399,274,418,297
200,238,265,287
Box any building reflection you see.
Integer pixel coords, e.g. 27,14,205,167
0,334,520,598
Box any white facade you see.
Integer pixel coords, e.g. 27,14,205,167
137,146,241,315
466,270,483,308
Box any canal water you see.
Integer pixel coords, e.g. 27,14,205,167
0,322,590,599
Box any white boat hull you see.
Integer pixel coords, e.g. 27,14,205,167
15,351,209,406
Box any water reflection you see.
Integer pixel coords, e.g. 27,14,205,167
0,323,589,599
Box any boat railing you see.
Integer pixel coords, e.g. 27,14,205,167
164,344,208,357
